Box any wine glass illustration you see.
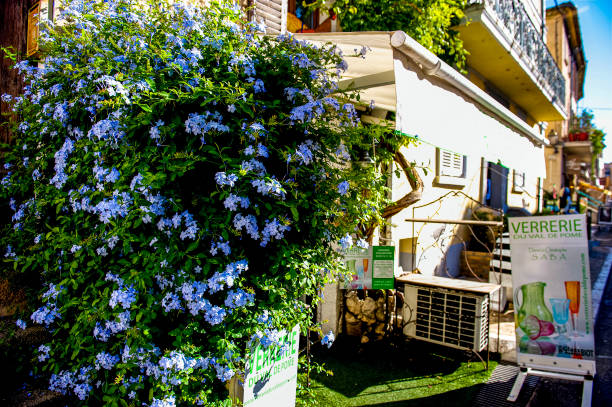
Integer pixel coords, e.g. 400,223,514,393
356,260,365,286
549,298,570,337
564,281,581,337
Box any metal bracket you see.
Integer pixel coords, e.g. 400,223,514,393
507,367,593,406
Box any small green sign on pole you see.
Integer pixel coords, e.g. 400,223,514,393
372,246,395,289
343,246,395,290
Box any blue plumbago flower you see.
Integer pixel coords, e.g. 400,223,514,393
253,79,265,93
291,52,313,68
49,138,74,189
96,246,108,257
34,234,42,244
31,305,60,326
109,285,137,310
105,272,123,285
339,233,353,250
335,143,351,161
250,328,287,349
227,104,236,113
49,368,92,399
16,319,26,330
244,145,255,156
295,141,314,165
205,305,227,325
1,93,12,102
53,101,69,125
260,218,290,247
257,310,270,325
149,120,164,142
337,180,349,196
184,111,229,142
159,351,190,371
38,344,51,361
161,292,183,312
32,169,41,180
146,193,166,216
70,244,81,253
225,289,254,309
356,238,369,249
23,157,29,167
94,310,131,341
150,395,176,407
207,260,247,294
130,173,144,191
88,119,125,146
321,330,335,348
179,211,199,240
180,281,209,315
92,191,132,224
233,213,259,239
107,235,119,249
210,238,231,256
73,383,92,401
223,194,250,211
256,143,268,158
241,158,266,176
214,363,234,382
1,172,12,188
251,177,285,199
215,172,238,187
95,352,120,370
246,122,267,140
105,167,120,183
42,284,61,301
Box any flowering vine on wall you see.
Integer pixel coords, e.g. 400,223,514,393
0,0,408,405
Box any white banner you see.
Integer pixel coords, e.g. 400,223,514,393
243,325,300,407
509,214,596,375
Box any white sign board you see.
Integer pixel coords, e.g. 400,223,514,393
243,325,300,406
509,215,596,375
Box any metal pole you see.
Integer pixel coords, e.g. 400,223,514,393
405,218,503,227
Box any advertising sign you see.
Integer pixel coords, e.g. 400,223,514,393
509,215,596,375
243,325,300,407
343,246,395,290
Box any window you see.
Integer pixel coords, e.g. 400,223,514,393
513,170,525,193
435,148,467,186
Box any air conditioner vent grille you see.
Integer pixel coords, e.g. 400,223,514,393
406,285,489,352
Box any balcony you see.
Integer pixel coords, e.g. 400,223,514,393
455,0,567,121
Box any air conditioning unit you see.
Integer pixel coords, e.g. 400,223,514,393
403,284,489,352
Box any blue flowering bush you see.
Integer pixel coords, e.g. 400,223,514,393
0,0,405,405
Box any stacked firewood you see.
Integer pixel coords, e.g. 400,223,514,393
343,290,395,343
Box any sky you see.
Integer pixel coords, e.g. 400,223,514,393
546,0,612,162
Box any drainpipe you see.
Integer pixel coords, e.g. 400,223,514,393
389,31,548,148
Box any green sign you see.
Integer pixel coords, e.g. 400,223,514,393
372,246,395,289
343,246,395,289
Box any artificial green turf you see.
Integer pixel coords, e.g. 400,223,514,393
310,339,498,407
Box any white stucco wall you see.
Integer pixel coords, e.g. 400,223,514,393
391,51,545,276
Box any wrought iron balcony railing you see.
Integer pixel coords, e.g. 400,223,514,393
467,0,566,108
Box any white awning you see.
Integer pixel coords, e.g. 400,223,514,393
295,31,547,178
